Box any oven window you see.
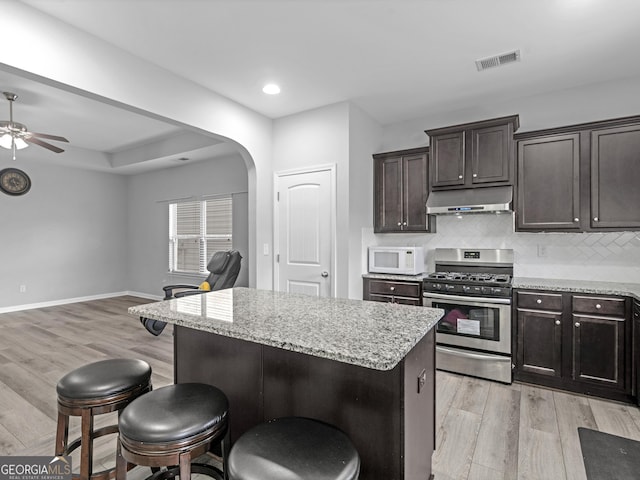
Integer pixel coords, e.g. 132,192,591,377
434,302,500,341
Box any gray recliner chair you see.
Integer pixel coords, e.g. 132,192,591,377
141,250,242,336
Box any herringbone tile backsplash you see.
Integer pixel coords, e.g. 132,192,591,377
365,213,640,283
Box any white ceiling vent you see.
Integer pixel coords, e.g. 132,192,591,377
475,49,521,72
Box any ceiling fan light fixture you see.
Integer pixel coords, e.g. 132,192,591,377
0,133,29,150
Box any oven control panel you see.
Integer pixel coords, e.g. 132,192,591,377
423,282,511,298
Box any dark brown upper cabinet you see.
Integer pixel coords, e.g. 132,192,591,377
517,133,581,231
591,123,640,229
425,115,520,190
373,147,433,233
515,115,640,232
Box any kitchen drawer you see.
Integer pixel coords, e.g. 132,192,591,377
369,294,422,306
517,291,563,311
368,281,421,298
572,295,625,316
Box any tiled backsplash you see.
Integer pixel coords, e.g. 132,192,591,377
364,213,640,283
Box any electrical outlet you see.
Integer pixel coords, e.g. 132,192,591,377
417,369,427,394
19,285,27,293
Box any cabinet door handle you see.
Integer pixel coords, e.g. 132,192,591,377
574,218,579,222
536,299,542,304
397,222,402,226
472,173,478,178
555,320,561,325
458,175,463,179
593,217,599,222
403,221,407,226
575,322,580,327
595,304,601,309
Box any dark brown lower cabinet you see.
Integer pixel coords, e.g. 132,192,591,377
174,325,436,480
517,308,562,377
634,300,640,405
515,289,632,403
572,313,625,389
363,278,422,306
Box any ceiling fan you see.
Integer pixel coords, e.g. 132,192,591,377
0,91,69,160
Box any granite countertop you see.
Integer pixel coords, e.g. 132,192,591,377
362,272,428,281
513,277,640,301
129,287,443,371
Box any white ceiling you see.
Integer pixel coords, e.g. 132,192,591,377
4,0,640,172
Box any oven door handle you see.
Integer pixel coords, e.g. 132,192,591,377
436,345,510,361
423,291,511,305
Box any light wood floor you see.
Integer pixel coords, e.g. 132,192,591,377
2,296,640,480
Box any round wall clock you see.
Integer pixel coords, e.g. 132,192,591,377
0,167,32,196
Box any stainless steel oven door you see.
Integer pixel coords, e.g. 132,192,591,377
423,292,511,354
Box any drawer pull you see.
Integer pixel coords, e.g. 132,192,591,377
595,304,601,309
536,299,542,304
389,286,395,291
555,320,561,325
575,322,580,327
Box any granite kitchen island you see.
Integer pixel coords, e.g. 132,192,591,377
129,287,443,480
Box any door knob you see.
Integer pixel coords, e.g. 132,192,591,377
321,271,329,278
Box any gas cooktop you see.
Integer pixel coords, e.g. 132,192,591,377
426,272,512,284
423,248,514,298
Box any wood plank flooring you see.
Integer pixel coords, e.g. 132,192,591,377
2,296,640,479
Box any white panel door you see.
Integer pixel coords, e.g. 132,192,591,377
275,167,334,297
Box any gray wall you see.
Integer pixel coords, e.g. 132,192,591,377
0,159,128,308
126,154,249,297
1,154,248,310
273,102,350,297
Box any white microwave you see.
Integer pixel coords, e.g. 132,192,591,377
368,246,425,275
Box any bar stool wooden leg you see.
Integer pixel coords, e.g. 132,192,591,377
55,411,69,457
179,453,191,480
81,409,93,480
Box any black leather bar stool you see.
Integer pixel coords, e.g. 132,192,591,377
227,417,360,480
55,358,153,480
116,383,229,480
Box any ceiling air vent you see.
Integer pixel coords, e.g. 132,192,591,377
475,49,521,72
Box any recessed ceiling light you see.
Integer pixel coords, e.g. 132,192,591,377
262,84,281,95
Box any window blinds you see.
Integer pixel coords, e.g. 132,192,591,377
169,196,233,273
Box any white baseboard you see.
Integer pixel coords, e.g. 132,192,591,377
0,291,163,314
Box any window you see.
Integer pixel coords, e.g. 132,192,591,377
169,196,233,273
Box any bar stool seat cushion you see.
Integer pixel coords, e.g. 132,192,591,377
56,358,152,400
119,383,228,444
227,417,360,480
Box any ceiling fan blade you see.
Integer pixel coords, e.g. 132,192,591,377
29,132,69,143
25,136,66,153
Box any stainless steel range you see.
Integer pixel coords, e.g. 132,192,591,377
423,248,514,383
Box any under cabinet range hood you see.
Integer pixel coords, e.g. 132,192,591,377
426,185,513,214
